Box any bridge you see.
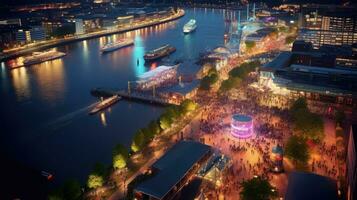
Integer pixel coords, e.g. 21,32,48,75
91,88,181,106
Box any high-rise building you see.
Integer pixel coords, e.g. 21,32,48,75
29,26,46,41
75,19,84,35
15,29,31,43
297,5,357,49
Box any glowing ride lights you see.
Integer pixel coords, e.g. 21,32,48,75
231,114,254,138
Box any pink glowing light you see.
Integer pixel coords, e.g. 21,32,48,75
231,114,253,138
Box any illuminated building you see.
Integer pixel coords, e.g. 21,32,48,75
29,26,46,41
16,29,31,43
259,41,357,106
15,27,46,43
0,19,21,26
75,19,84,35
231,114,254,139
133,141,211,200
297,5,357,49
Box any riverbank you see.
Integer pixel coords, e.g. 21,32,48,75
0,9,185,62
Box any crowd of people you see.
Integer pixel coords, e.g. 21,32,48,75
187,79,342,199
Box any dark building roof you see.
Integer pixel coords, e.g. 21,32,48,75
135,141,211,200
285,172,338,200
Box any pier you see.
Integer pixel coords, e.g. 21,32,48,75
91,88,181,106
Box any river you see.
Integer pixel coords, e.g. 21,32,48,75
0,8,246,185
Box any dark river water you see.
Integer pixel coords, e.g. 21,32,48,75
0,8,244,185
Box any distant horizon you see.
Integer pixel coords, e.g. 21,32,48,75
0,0,348,7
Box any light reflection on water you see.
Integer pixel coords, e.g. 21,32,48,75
100,112,107,127
32,59,65,103
11,67,31,101
133,34,145,77
0,8,228,185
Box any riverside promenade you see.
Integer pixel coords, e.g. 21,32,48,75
0,9,185,62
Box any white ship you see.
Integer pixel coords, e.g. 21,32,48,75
101,38,134,53
23,51,66,66
183,19,197,34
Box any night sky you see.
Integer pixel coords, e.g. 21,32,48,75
0,0,348,6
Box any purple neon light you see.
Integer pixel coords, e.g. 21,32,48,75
231,115,254,138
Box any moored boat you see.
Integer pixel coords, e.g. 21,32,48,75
144,44,176,62
101,38,134,53
89,95,121,115
23,51,66,66
183,19,197,34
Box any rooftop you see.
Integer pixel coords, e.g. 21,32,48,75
285,172,338,200
135,141,211,200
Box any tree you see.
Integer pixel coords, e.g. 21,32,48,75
200,70,218,90
87,174,104,189
93,162,108,178
131,130,145,152
278,26,288,33
166,106,180,120
62,180,81,200
292,108,324,141
148,120,161,136
245,41,256,50
290,97,308,119
180,99,197,114
113,154,127,169
285,35,297,44
228,61,259,79
113,144,129,169
142,127,155,141
219,77,242,92
48,180,81,200
290,98,324,141
159,113,173,130
48,189,65,200
240,176,278,200
285,135,310,165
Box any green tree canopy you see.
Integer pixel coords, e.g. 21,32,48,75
92,162,108,178
290,97,308,117
113,144,129,169
240,176,278,200
148,120,162,136
180,99,198,114
219,77,242,93
113,154,128,169
245,41,256,50
290,98,324,141
159,113,173,130
228,61,259,79
285,135,310,165
87,174,104,189
48,180,82,200
131,130,146,152
200,69,219,90
285,35,297,44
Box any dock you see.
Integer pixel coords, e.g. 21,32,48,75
91,88,181,106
